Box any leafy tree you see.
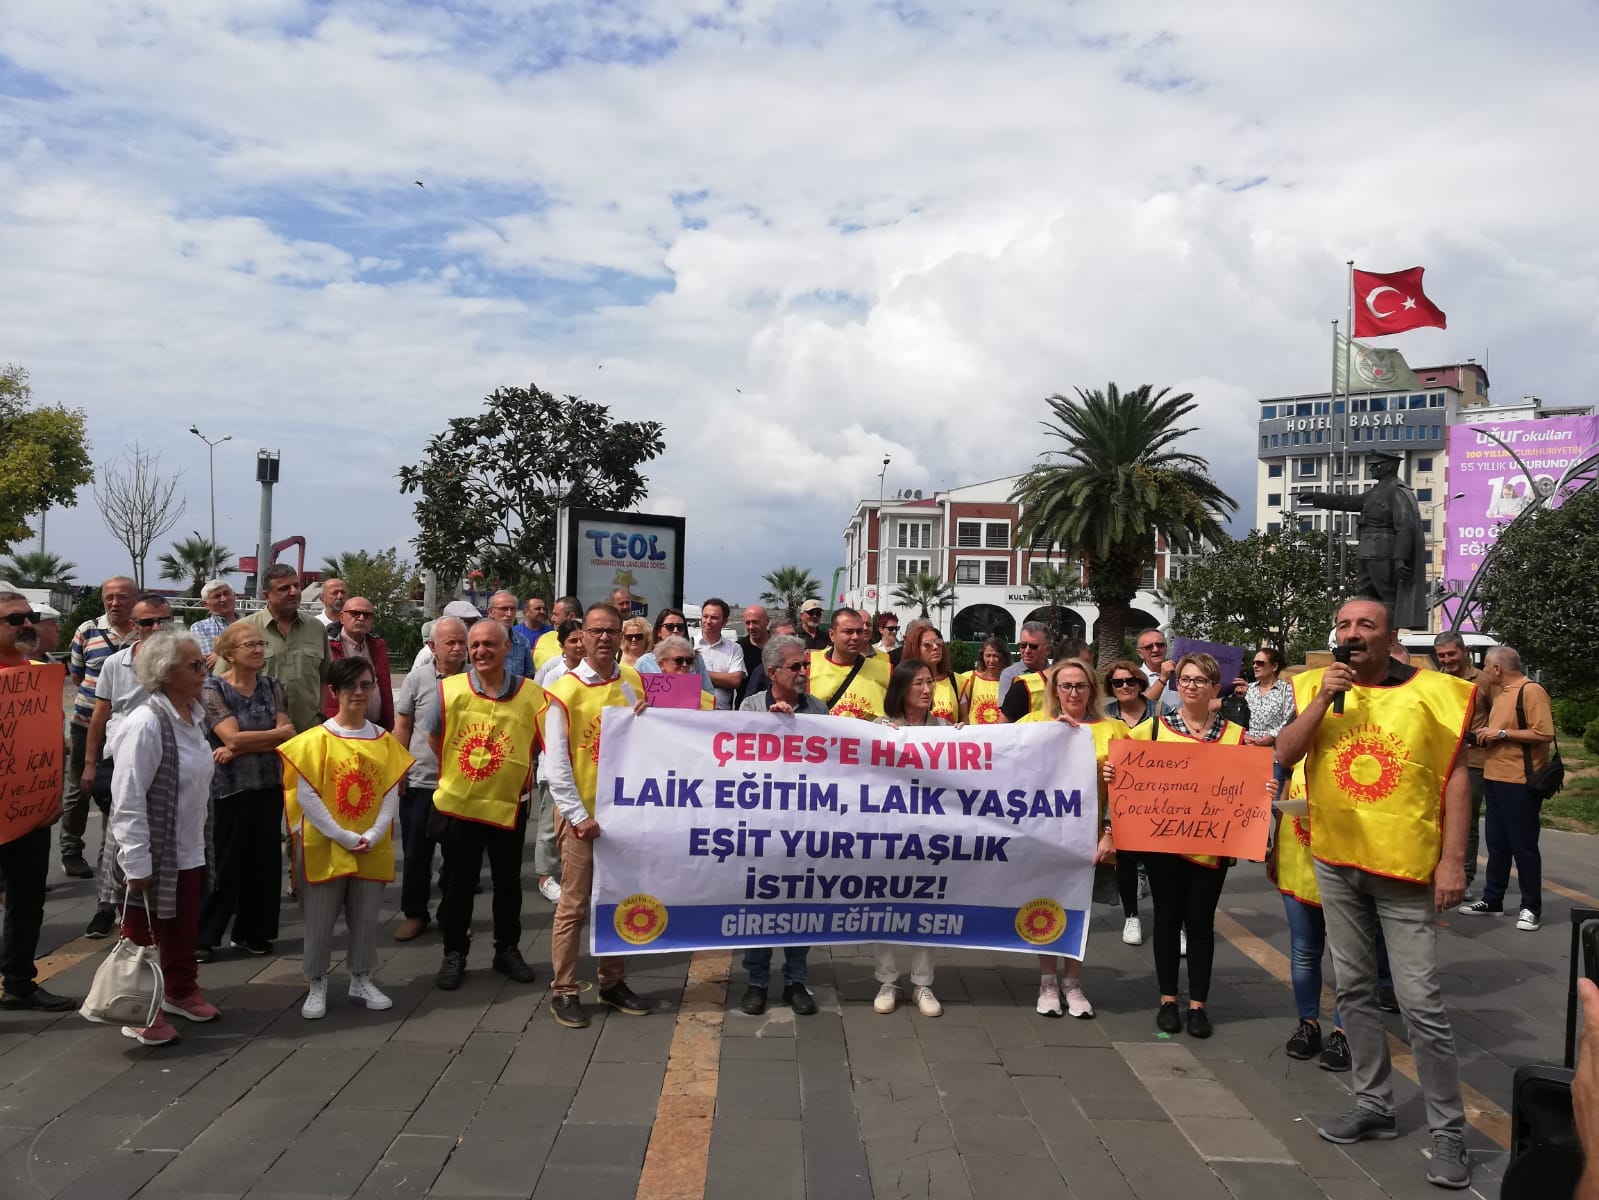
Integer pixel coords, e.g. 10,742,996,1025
0,364,94,554
93,444,185,588
1023,562,1088,648
1012,383,1235,666
891,572,958,620
157,535,237,596
1478,487,1599,696
1163,528,1352,664
0,550,78,588
759,565,823,624
398,385,666,599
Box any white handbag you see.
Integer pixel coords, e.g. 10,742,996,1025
79,892,164,1028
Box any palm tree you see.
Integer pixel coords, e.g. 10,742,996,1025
1023,561,1087,647
1012,383,1235,666
891,573,958,623
157,534,237,596
321,550,380,581
0,550,77,587
759,565,823,624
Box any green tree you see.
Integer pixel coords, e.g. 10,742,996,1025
0,550,78,588
397,385,665,599
157,535,237,596
1012,383,1235,666
1478,487,1599,695
759,565,823,624
1163,529,1352,664
891,572,958,620
1023,561,1088,647
0,364,94,554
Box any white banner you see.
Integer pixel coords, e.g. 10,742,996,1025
590,710,1099,958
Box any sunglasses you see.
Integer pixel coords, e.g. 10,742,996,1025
2,611,38,626
136,617,174,628
879,624,898,633
659,622,687,632
344,609,377,619
1110,677,1140,688
185,658,207,672
1252,660,1271,667
623,633,647,641
660,656,696,667
780,661,810,673
1140,642,1167,652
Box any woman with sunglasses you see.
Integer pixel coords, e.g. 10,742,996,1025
654,635,715,710
1243,646,1293,748
959,636,1010,725
901,619,959,722
1017,659,1126,1017
1108,652,1246,1039
535,620,585,688
279,657,413,1019
619,616,653,670
873,613,900,660
1102,659,1154,944
195,622,295,962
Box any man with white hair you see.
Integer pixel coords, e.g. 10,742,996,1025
487,590,536,680
190,579,238,667
315,578,347,629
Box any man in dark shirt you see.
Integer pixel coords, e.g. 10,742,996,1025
736,604,770,706
798,599,829,651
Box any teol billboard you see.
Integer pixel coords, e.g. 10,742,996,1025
555,508,685,620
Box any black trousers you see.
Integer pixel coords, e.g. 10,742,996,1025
0,825,51,997
1144,852,1229,1003
197,786,284,947
1116,852,1141,918
433,803,528,956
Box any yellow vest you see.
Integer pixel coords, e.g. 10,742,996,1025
1017,713,1130,820
1275,762,1320,906
1128,715,1246,868
546,664,646,816
930,675,959,724
434,672,546,829
1293,667,1473,885
281,725,412,883
1011,671,1047,718
962,674,1004,724
533,629,562,670
807,651,888,720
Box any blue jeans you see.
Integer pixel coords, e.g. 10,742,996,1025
399,786,441,921
1482,779,1542,916
1282,893,1342,1026
743,946,810,988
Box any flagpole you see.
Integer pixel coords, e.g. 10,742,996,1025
1327,319,1340,592
1340,259,1355,585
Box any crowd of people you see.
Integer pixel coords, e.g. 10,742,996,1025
0,570,1564,1190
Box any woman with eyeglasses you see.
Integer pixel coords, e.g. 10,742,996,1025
901,619,959,722
279,657,413,1019
100,632,220,1045
1017,659,1126,1017
619,616,653,670
1243,646,1293,748
1110,652,1246,1039
959,636,1010,725
652,635,716,710
195,622,295,962
1102,658,1154,944
535,620,585,688
871,660,949,1017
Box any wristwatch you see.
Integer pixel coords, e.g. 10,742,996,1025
1497,729,1508,740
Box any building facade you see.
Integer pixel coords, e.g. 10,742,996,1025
839,475,1181,643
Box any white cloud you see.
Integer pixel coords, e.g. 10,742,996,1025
3,0,1597,602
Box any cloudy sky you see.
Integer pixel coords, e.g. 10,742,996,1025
4,1,1596,603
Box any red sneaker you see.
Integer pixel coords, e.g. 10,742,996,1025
162,990,221,1023
121,1013,181,1046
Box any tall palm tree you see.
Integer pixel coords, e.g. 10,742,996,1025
891,573,958,622
1012,383,1235,665
759,565,823,624
0,550,77,587
157,535,237,596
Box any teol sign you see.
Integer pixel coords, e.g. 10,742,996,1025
556,508,685,619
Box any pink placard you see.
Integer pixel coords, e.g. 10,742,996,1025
640,673,705,709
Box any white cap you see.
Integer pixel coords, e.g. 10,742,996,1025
441,600,482,620
35,602,60,620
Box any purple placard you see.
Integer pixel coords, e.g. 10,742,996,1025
1444,417,1598,628
640,673,705,710
1170,638,1245,696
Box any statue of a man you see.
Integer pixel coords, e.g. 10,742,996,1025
1297,452,1428,628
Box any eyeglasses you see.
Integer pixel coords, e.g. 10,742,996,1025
659,622,686,633
1109,676,1141,688
1019,641,1044,651
236,640,268,651
342,680,377,692
1139,642,1166,652
136,617,174,628
1055,682,1092,692
623,633,646,641
660,656,696,667
344,608,376,619
2,611,38,626
585,627,620,638
1176,676,1214,688
185,658,207,672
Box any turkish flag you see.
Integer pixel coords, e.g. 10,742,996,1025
1352,267,1446,337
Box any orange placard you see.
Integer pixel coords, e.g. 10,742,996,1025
1107,737,1276,861
0,662,66,844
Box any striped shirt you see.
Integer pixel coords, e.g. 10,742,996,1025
68,616,135,727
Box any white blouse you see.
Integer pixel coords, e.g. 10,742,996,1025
108,695,214,880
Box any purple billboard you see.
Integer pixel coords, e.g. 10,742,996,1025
1444,416,1598,610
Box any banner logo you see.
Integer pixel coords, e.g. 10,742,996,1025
613,894,669,945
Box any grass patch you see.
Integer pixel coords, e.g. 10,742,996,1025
1541,735,1599,834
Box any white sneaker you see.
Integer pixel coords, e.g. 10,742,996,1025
914,986,942,1018
873,983,899,1014
302,976,327,1020
1180,929,1188,958
1036,976,1062,1017
538,877,562,904
1516,908,1541,931
1122,917,1143,946
1064,981,1094,1019
348,973,393,1010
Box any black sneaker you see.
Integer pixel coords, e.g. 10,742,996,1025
436,950,466,991
1377,983,1399,1013
1185,1006,1213,1039
1319,1030,1352,1073
61,856,94,879
551,994,589,1028
740,984,767,1015
84,908,115,939
1285,1019,1322,1060
0,986,79,1012
783,982,817,1016
1156,1001,1182,1034
491,948,536,983
598,982,651,1016
1317,1105,1398,1144
196,945,216,964
231,940,273,956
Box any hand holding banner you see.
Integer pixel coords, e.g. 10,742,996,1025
1106,738,1274,861
0,663,67,845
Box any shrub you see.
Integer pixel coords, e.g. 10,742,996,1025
1585,717,1599,758
949,640,977,674
1555,695,1599,738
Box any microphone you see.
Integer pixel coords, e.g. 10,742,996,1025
1331,643,1355,715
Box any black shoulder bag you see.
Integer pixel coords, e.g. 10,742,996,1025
1516,685,1564,801
824,658,866,711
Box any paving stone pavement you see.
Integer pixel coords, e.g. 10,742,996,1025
1,823,1590,1198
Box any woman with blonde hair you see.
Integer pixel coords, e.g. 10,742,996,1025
619,616,653,670
900,619,959,723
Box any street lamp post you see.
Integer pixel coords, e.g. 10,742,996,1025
189,426,232,579
875,455,891,618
